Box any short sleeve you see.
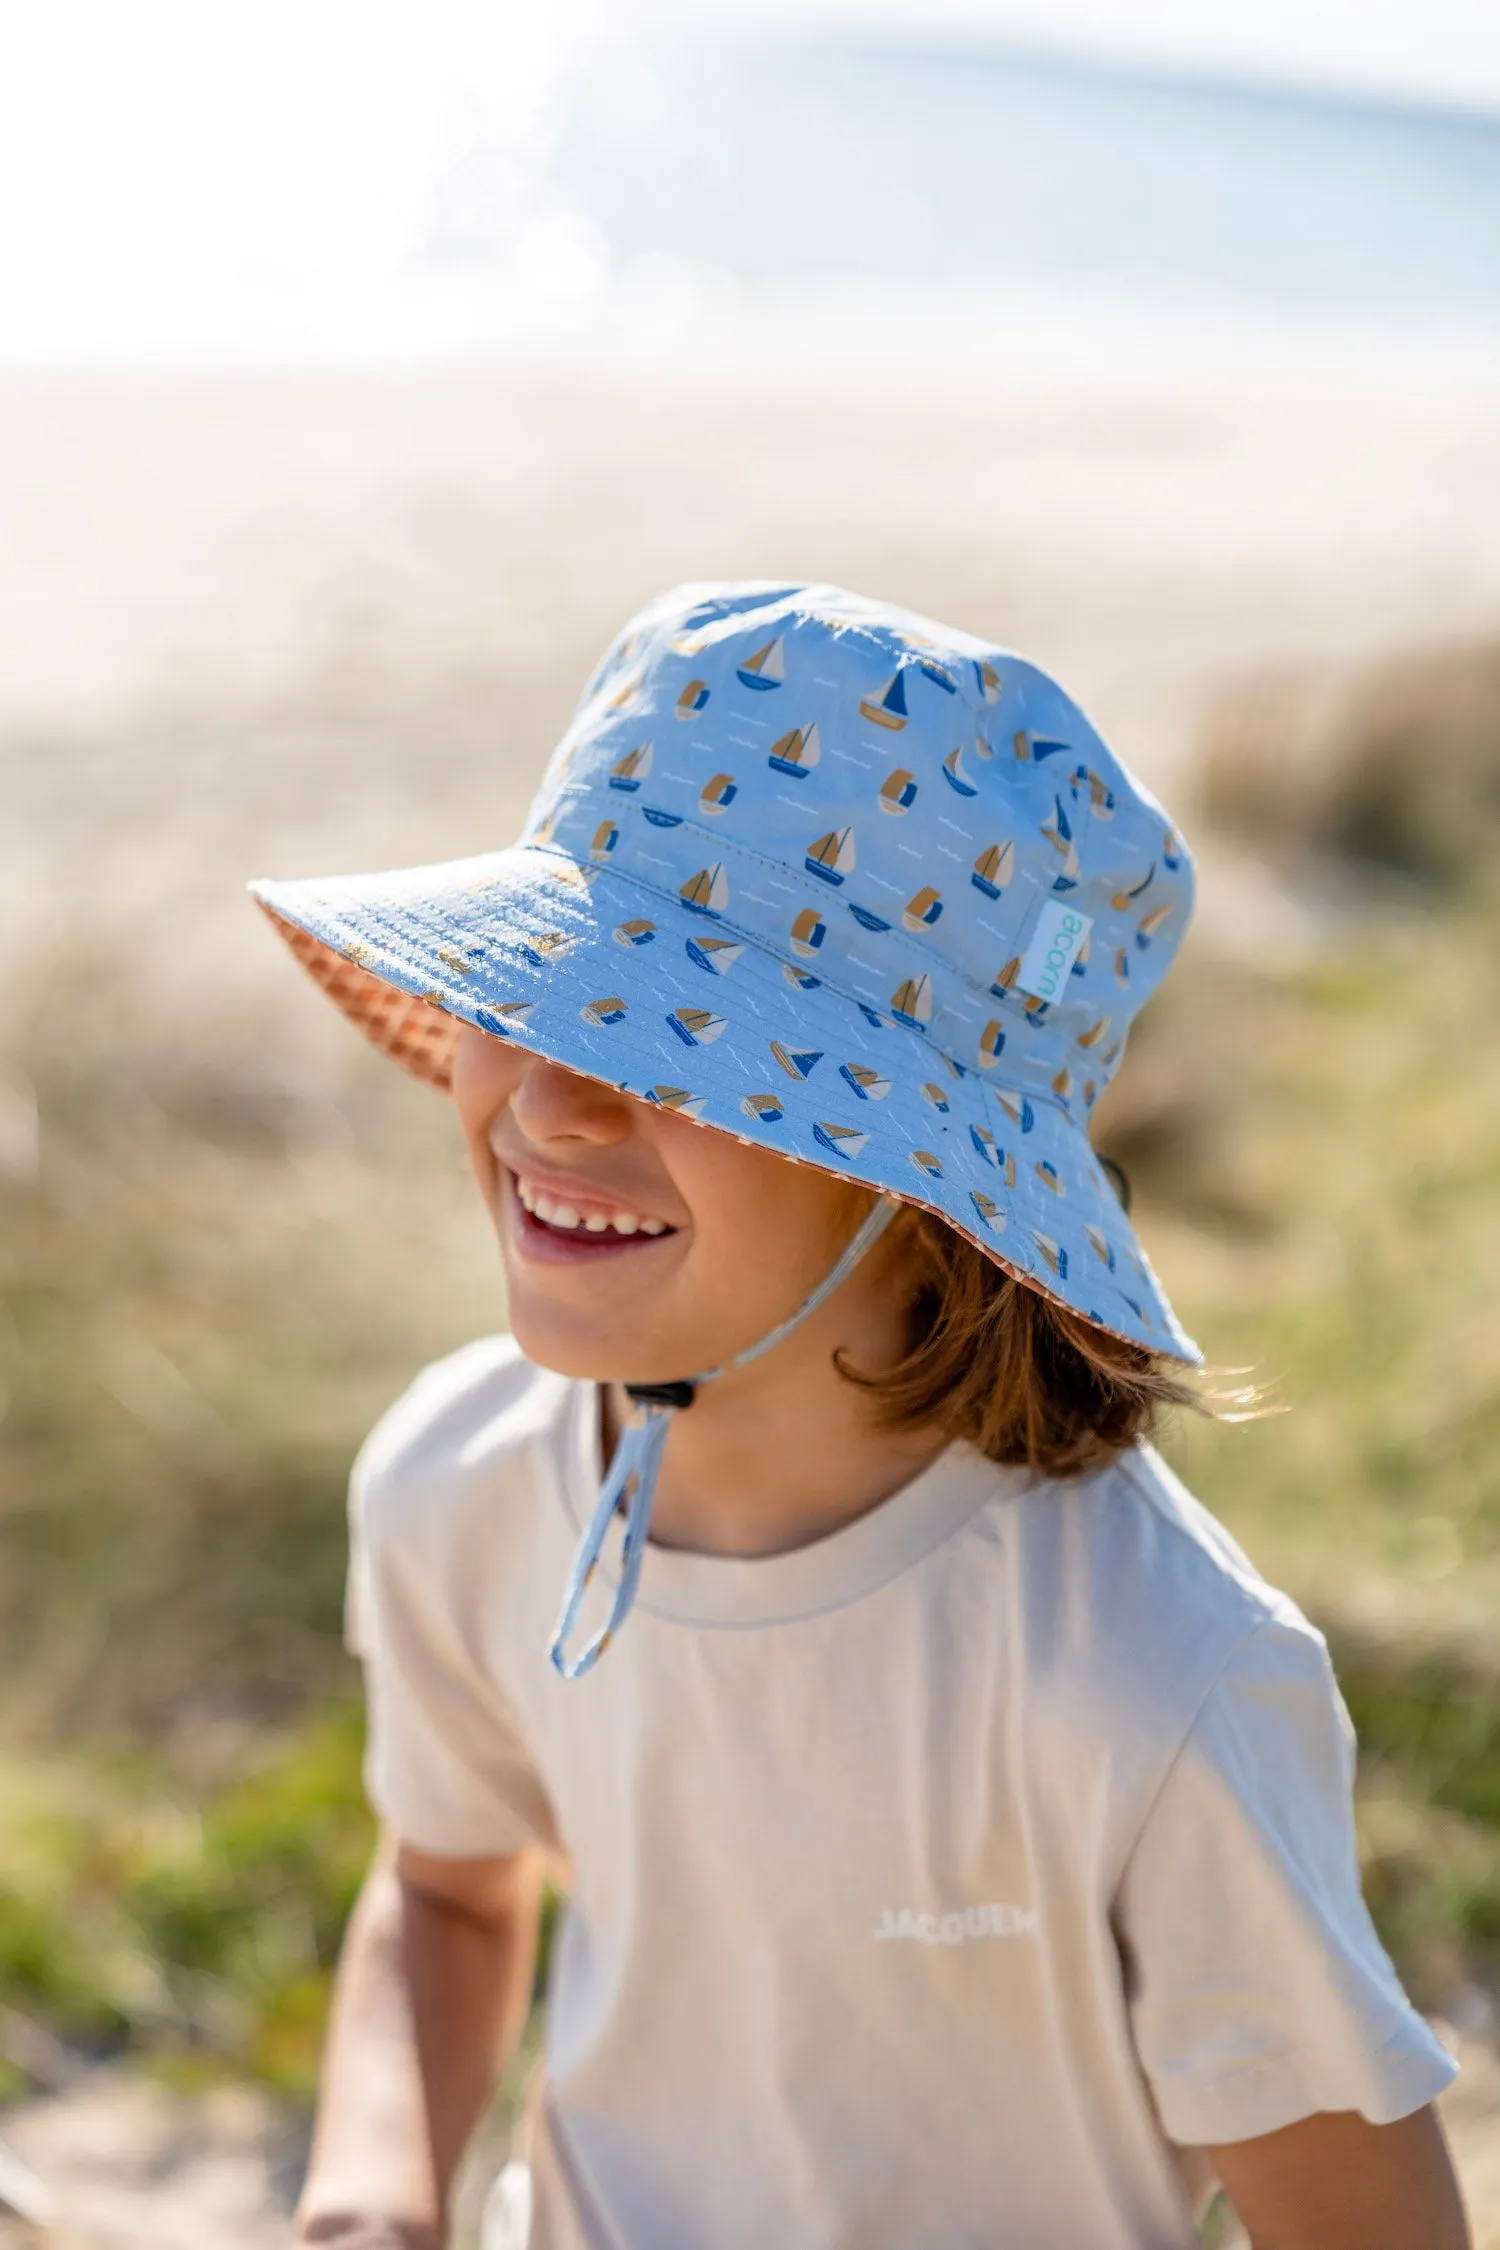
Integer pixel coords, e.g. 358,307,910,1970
345,1408,560,1860
1113,1614,1458,2146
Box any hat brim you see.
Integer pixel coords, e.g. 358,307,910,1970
248,843,1201,1365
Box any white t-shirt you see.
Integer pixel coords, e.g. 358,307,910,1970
345,1334,1456,2250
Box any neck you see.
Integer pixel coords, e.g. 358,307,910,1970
600,1287,949,1562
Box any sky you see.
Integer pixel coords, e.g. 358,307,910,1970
1,0,1497,359
735,0,1500,112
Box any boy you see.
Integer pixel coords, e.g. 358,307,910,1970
250,583,1468,2248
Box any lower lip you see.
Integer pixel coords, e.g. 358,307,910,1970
507,1183,679,1266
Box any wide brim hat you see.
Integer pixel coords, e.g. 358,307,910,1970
250,581,1202,1365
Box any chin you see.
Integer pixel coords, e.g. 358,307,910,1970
504,1298,685,1387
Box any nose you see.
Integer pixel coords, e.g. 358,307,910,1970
506,1054,635,1151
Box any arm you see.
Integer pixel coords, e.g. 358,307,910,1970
1207,2101,1470,2250
295,1827,546,2250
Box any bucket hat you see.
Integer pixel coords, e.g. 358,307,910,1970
249,580,1201,1369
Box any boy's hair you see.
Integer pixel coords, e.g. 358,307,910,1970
840,1203,1229,1475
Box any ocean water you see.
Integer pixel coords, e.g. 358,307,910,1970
525,36,1500,326
9,27,1500,365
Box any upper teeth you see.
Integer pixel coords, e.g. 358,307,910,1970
516,1176,668,1236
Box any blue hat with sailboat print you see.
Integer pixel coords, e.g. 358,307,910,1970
249,581,1201,1363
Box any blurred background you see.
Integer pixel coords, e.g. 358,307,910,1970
3,0,1500,2241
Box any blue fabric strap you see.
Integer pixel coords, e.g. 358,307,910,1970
548,1194,900,1679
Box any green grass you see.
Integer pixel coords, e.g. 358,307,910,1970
2,879,1499,2094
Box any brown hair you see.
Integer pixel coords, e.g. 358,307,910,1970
838,1203,1245,1478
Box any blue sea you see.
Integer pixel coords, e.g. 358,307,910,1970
513,35,1500,328
17,27,1500,364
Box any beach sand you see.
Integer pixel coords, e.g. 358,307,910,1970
6,350,1500,1022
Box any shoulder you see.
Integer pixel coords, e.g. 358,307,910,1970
994,1438,1333,1822
352,1332,582,1559
1049,1434,1314,1653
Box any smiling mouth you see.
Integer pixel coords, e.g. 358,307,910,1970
507,1169,678,1252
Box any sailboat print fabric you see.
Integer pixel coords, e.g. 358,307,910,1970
249,581,1201,1362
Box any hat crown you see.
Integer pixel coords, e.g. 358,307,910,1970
524,582,1193,1125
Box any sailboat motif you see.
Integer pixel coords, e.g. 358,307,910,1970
878,767,918,814
668,1007,727,1048
1112,865,1155,908
1031,1231,1068,1279
1136,904,1174,950
520,932,576,967
972,732,995,762
970,1190,1004,1229
1085,1224,1116,1270
645,1086,706,1119
741,1093,785,1123
591,820,619,858
686,936,743,974
921,1082,951,1113
580,996,629,1028
996,1091,1035,1133
613,918,657,948
970,1126,999,1166
990,956,1020,998
805,827,855,885
770,1041,823,1080
942,745,978,797
1034,1159,1065,1196
768,723,819,777
890,974,933,1028
978,1021,1006,1069
838,1062,891,1102
790,907,827,958
675,678,710,717
784,962,822,990
909,1149,945,1179
1082,768,1115,818
699,772,738,815
1051,1065,1072,1099
737,637,785,691
1162,829,1183,870
1040,794,1081,887
1077,1015,1110,1049
972,841,1014,898
1012,730,1031,760
847,901,891,931
814,1121,869,1160
608,741,653,791
858,671,908,730
1114,946,1131,986
680,864,729,915
473,1002,533,1037
975,659,1002,703
903,886,943,932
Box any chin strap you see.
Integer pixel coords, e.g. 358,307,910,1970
548,1194,901,1680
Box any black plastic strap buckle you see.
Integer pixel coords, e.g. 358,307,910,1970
623,1378,698,1411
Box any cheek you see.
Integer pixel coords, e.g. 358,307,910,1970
665,1129,862,1289
450,1028,528,1157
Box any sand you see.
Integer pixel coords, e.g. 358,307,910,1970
6,348,1500,1032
